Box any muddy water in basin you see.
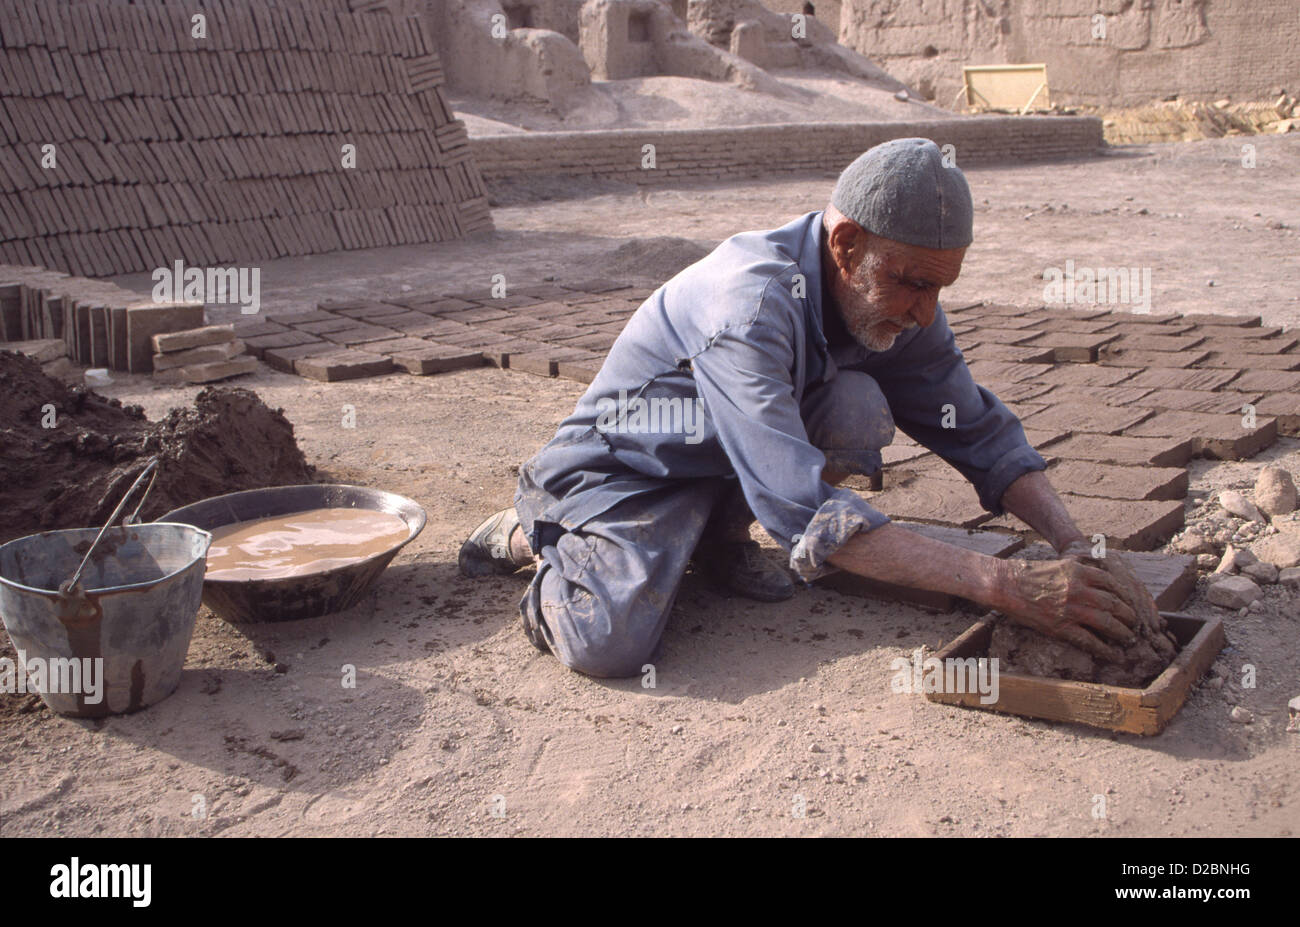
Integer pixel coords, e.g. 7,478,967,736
205,508,409,581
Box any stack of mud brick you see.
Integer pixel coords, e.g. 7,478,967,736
471,117,1104,186
0,261,208,373
0,0,492,278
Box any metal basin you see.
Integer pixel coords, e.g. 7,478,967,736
158,484,426,623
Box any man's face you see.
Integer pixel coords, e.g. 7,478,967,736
837,235,967,351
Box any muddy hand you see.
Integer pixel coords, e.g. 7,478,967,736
999,557,1140,661
1062,541,1177,660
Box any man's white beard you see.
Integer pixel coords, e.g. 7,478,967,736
848,313,901,352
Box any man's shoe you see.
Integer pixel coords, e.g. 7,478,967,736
694,540,796,602
459,508,524,577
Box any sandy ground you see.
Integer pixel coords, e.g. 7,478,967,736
3,135,1299,837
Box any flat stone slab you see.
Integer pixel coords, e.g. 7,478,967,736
817,521,1024,611
1046,460,1189,501
1046,433,1195,468
295,350,395,382
1124,410,1277,460
989,495,1184,551
1021,401,1154,435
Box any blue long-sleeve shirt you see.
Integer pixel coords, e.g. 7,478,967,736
515,210,1046,580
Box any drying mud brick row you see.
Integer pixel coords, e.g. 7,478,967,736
0,1,491,277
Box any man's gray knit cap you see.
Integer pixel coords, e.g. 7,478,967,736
830,138,974,249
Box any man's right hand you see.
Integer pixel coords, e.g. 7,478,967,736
995,558,1141,661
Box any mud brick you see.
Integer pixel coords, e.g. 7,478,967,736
406,297,477,314
153,355,259,385
1030,364,1135,388
73,302,91,365
1196,352,1300,371
527,322,588,343
862,482,992,529
2,339,65,364
332,302,412,320
1022,427,1071,450
556,306,624,328
1178,313,1261,327
1022,307,1115,322
89,306,109,367
125,301,205,372
438,306,512,325
230,319,289,339
242,329,323,359
962,313,1042,330
511,282,571,299
561,278,630,294
432,329,513,349
294,350,394,382
1097,347,1210,369
509,300,585,321
261,341,337,373
377,312,452,335
316,324,401,346
382,342,485,376
965,360,1054,383
319,298,392,312
1029,317,1120,333
556,356,604,385
1255,393,1300,436
108,305,129,370
1105,321,1196,335
1222,369,1300,393
1021,401,1154,435
817,521,1024,610
1103,312,1183,325
152,324,235,353
988,495,1184,551
1140,389,1263,415
1197,335,1300,355
1124,411,1277,460
265,309,339,325
968,327,1047,346
480,339,549,368
960,343,1057,364
564,331,619,352
986,381,1055,403
153,339,246,371
1124,367,1241,392
509,348,594,378
1022,330,1120,362
1041,385,1154,407
1047,433,1195,468
1191,324,1283,339
479,314,551,335
297,317,362,335
1107,333,1207,352
593,319,631,335
1046,460,1188,501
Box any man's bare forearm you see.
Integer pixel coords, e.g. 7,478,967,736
825,522,1013,611
999,469,1087,554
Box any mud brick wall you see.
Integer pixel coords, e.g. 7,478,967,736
471,115,1103,184
0,0,492,278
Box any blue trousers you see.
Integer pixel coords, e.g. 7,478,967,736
518,371,895,677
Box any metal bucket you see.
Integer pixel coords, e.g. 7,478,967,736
0,458,211,717
0,523,210,717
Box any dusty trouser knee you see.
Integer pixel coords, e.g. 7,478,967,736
801,370,895,477
518,480,724,678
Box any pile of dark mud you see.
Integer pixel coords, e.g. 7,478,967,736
0,350,315,545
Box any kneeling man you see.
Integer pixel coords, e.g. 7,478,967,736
460,137,1158,678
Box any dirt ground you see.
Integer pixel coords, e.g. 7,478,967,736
2,135,1298,837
